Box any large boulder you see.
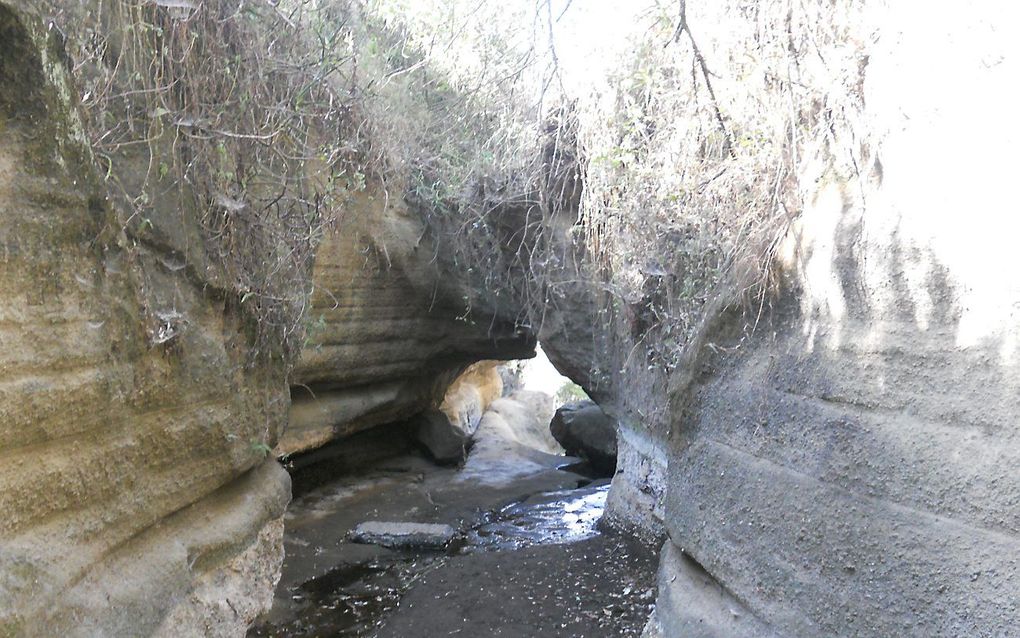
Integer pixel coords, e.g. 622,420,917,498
480,391,561,455
458,391,565,486
413,362,505,464
413,408,473,464
550,400,618,475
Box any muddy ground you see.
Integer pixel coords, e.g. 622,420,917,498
249,424,658,637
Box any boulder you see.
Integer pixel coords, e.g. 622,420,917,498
478,392,561,456
413,362,508,464
349,522,457,549
414,408,473,464
550,400,618,475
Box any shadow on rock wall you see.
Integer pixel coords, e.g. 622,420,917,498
658,190,1020,637
0,4,291,635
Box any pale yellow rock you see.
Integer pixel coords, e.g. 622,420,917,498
439,361,504,433
0,5,289,635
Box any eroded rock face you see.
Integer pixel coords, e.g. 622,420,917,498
279,190,533,456
657,207,1020,634
458,391,565,486
646,6,1020,636
528,4,1020,636
412,361,505,464
439,361,504,435
0,4,289,634
534,222,670,540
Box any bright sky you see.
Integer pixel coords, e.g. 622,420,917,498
518,343,574,395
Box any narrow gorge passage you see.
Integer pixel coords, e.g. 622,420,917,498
4,2,1018,637
250,359,658,638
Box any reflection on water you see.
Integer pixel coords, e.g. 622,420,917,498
461,482,609,552
250,481,610,637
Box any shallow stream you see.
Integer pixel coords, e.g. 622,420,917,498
460,482,609,552
249,460,618,637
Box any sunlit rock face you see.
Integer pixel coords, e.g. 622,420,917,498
279,187,534,457
0,4,532,633
439,361,504,434
648,5,1020,636
0,3,289,634
410,362,506,464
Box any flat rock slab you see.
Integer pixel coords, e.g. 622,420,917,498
349,521,457,549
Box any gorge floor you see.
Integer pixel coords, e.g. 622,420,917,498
248,447,658,637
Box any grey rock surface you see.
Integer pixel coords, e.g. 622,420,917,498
458,391,566,486
550,400,618,475
349,521,457,549
414,408,472,464
656,14,1020,629
649,543,777,638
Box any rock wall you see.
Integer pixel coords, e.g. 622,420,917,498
340,0,1020,632
645,4,1020,636
0,3,289,634
280,188,534,456
498,2,1020,635
0,4,535,633
536,213,670,540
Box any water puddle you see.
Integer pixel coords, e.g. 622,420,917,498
249,559,416,637
249,481,610,637
460,482,610,552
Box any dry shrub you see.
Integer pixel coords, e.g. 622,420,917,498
571,0,870,375
42,0,871,382
343,0,568,327
45,0,370,364
373,0,872,402
46,0,561,360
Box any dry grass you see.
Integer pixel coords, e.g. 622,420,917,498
45,0,555,362
42,0,871,382
573,1,872,422
378,0,873,403
45,0,371,364
574,1,860,370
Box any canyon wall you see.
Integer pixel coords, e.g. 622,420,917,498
6,0,1018,635
0,4,532,634
504,2,1020,635
535,234,670,541
0,3,290,635
281,188,532,456
636,4,1020,636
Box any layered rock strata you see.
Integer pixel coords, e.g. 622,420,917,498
0,4,289,634
643,5,1020,635
280,188,533,456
